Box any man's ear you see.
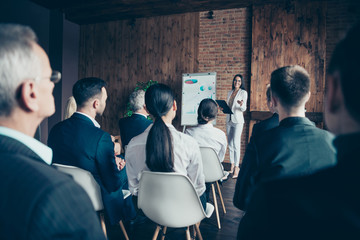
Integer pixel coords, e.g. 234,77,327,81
271,95,278,108
92,98,99,110
326,73,342,114
173,100,177,111
20,80,39,112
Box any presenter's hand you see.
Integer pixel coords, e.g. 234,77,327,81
237,100,244,106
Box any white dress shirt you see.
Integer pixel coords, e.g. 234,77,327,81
185,123,227,162
125,123,206,196
0,126,53,165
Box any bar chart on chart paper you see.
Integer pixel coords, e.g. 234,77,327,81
181,72,216,126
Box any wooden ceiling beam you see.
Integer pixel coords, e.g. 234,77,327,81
30,0,291,24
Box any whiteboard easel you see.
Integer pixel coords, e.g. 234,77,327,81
181,72,216,130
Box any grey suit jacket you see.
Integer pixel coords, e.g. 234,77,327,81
0,135,105,240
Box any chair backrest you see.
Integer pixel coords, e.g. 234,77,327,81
53,163,104,211
200,147,226,182
138,171,209,228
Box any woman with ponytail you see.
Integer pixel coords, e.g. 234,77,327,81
126,84,206,209
185,98,227,164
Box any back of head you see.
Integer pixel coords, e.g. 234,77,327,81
72,77,106,108
145,84,175,172
197,98,218,124
328,23,360,122
129,89,145,112
0,24,39,117
63,96,77,120
270,65,310,111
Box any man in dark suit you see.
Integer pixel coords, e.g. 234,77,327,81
234,65,337,214
48,78,136,226
0,24,105,239
238,23,360,240
118,89,152,152
234,85,279,211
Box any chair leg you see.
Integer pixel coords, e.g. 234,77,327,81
195,222,203,240
185,226,191,240
119,220,129,240
211,183,221,229
216,181,227,214
161,226,167,240
153,225,161,240
99,212,107,239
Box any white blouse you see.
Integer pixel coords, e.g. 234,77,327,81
125,124,206,197
185,123,227,162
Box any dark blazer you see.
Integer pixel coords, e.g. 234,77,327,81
118,113,152,148
48,113,135,224
234,113,279,211
234,117,336,211
0,135,105,240
251,113,279,137
238,133,360,240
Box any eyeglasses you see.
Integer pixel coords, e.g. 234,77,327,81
34,71,62,84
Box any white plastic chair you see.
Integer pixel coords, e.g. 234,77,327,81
200,147,227,229
138,171,214,240
53,163,130,240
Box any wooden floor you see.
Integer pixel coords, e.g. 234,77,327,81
107,164,245,240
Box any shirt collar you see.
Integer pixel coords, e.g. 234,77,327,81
0,126,53,165
133,112,148,119
75,111,100,128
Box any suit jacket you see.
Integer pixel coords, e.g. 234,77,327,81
251,113,279,138
234,113,279,210
226,89,248,124
238,132,360,240
118,113,152,148
0,135,105,240
234,117,336,211
48,113,135,224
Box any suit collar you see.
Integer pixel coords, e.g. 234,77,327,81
72,112,100,127
0,134,47,164
279,117,314,127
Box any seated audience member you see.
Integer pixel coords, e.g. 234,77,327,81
63,96,77,120
185,98,227,163
126,84,206,209
118,89,152,153
48,77,135,225
233,65,337,213
237,23,360,239
234,84,279,211
0,24,105,239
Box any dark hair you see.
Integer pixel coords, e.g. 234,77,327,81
270,65,310,110
197,98,218,124
145,84,175,172
232,74,245,90
72,77,107,108
328,23,360,121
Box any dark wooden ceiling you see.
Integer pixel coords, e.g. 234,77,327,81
30,0,286,24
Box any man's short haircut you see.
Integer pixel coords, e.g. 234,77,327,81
270,65,310,110
0,24,40,116
129,89,145,112
328,23,360,121
266,84,272,103
72,77,107,108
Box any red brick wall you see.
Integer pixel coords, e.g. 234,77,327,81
198,8,252,163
